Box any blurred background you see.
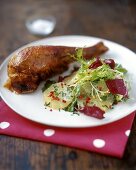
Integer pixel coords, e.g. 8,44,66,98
0,0,136,59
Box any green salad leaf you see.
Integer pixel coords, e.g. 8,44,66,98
42,80,56,92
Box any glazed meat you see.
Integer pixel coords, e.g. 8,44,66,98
4,42,108,94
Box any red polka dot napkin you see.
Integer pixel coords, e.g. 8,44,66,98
0,100,135,158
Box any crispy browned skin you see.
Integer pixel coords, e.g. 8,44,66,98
4,42,108,94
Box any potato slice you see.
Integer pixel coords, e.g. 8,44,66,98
43,82,73,110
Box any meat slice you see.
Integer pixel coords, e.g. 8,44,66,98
79,106,105,119
4,42,108,94
106,79,128,96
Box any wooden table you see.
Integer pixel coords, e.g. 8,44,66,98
0,0,136,169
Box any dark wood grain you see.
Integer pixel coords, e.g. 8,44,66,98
0,0,136,169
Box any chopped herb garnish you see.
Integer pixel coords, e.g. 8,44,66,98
45,102,51,106
53,84,60,96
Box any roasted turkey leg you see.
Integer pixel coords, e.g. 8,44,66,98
4,42,108,94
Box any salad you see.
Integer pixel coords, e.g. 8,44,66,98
42,48,129,119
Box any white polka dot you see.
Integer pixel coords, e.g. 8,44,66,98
43,129,55,137
125,130,130,136
93,139,105,148
0,122,10,129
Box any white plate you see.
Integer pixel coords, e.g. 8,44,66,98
0,35,136,128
